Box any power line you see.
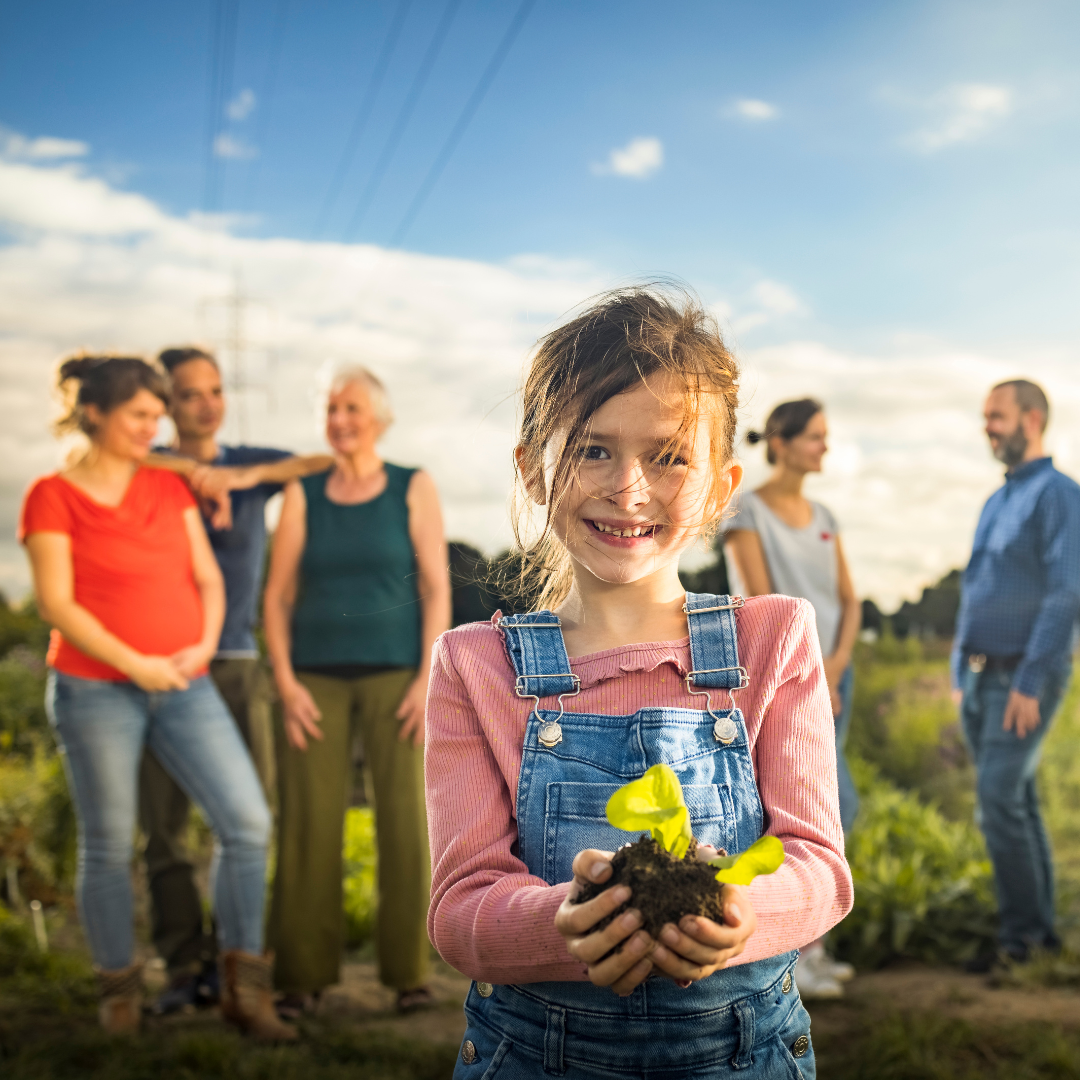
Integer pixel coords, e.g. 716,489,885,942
390,0,537,247
202,0,240,213
311,0,414,238
243,0,292,211
343,0,463,241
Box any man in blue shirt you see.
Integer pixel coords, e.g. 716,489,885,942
141,347,331,1012
952,379,1080,968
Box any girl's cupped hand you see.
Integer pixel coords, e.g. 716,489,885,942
554,849,655,997
281,679,323,750
648,883,756,985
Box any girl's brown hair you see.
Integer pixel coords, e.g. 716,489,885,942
509,284,740,611
54,354,170,437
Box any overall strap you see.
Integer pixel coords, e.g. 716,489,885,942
683,592,748,690
499,611,580,700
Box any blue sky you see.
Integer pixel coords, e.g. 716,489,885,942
2,0,1080,604
4,0,1078,347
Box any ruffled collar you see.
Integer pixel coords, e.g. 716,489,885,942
568,638,691,689
490,613,691,690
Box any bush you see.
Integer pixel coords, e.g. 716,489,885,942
342,808,376,947
0,751,76,905
833,758,996,968
848,634,974,821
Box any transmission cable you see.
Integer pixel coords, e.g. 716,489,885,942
389,0,537,247
342,0,463,240
311,0,414,237
244,0,292,211
202,0,240,213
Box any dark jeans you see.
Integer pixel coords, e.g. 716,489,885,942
834,665,859,834
961,662,1068,955
138,658,274,975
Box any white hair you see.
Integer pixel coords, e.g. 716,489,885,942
328,364,394,428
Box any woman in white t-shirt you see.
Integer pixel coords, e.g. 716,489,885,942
725,398,861,996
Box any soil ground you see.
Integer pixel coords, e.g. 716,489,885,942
5,947,1080,1078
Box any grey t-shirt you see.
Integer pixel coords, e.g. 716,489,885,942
725,490,841,656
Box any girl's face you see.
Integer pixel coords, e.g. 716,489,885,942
547,374,740,589
326,380,383,455
86,389,164,461
774,410,827,474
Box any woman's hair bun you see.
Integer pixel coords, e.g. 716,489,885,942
58,355,106,384
745,430,765,444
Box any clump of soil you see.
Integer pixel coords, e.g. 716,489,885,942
573,836,725,939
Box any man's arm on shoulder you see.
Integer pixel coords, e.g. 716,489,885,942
235,453,334,489
144,452,196,478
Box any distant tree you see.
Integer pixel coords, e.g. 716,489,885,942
890,570,962,639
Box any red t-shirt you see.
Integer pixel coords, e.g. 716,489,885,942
18,468,205,681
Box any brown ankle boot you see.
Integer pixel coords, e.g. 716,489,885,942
219,951,298,1042
96,962,143,1035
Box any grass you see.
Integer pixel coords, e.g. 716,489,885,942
814,1009,1080,1080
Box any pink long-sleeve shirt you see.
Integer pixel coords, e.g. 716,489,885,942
425,593,854,985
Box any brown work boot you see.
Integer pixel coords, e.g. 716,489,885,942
95,962,143,1035
219,950,298,1042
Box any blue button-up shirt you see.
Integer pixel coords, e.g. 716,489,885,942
952,457,1080,697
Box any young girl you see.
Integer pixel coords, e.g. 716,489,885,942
425,288,852,1078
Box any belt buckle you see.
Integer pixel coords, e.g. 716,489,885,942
968,654,987,674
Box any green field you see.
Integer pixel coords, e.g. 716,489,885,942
2,597,1079,1078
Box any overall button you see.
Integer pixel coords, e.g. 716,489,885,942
538,720,563,748
791,1034,810,1058
712,716,737,744
476,981,493,997
461,1040,478,1064
782,970,793,994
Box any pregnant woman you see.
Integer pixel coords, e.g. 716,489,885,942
19,355,291,1039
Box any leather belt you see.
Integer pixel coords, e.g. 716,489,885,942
967,653,1023,674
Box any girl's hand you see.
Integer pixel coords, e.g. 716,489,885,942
281,679,323,751
170,642,215,680
395,673,428,747
127,654,190,693
554,849,656,997
649,883,757,985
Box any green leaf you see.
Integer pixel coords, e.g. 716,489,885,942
605,763,694,859
709,835,785,885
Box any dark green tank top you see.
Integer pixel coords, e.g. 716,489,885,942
291,463,420,669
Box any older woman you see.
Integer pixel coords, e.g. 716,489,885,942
264,366,451,1014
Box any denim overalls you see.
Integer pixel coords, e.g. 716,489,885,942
455,594,814,1079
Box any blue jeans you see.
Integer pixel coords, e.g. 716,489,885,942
960,663,1068,954
834,665,859,834
47,671,271,970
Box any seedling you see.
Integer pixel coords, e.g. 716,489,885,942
605,763,785,885
576,764,785,938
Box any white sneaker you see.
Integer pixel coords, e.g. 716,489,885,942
795,949,844,1000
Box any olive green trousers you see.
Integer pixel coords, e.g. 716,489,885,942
268,668,430,994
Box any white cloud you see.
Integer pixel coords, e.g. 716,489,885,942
713,279,808,335
0,127,89,160
730,98,778,122
593,137,663,179
3,151,1078,613
226,88,257,121
213,132,258,160
905,83,1013,153
0,154,603,600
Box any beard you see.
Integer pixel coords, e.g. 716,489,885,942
992,423,1028,467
